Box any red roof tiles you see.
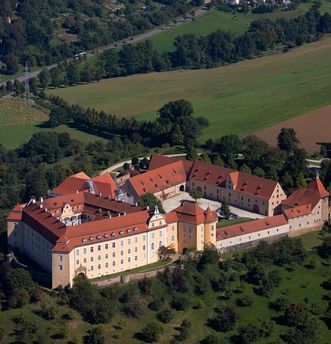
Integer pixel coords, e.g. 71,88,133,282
216,215,288,240
128,160,187,196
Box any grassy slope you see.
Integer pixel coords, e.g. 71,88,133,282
48,36,331,143
150,6,307,53
0,232,330,343
0,99,107,149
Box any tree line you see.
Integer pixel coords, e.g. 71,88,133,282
0,0,194,75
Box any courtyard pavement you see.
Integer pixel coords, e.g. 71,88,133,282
162,192,265,220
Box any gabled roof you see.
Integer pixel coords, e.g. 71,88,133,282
7,204,25,221
127,160,187,197
189,160,233,186
51,172,116,199
170,201,217,225
282,177,329,209
283,204,312,219
233,172,279,200
216,214,288,241
149,155,194,176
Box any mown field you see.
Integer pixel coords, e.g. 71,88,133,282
49,36,331,144
0,231,330,344
150,6,310,53
0,99,107,149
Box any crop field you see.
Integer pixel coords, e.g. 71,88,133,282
149,6,309,53
0,99,107,149
255,104,331,153
49,36,331,144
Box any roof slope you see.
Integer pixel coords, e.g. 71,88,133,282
216,215,288,240
149,155,194,176
282,177,329,209
128,160,187,196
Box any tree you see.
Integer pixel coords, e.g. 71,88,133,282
190,188,203,202
138,193,165,213
39,69,49,89
158,245,176,261
277,128,300,153
240,164,252,174
141,322,163,343
237,324,261,344
214,135,242,161
84,328,105,344
213,154,225,167
209,306,239,332
156,308,174,323
220,200,231,219
200,335,228,344
318,237,331,258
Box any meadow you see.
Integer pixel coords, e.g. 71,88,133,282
0,99,107,149
49,36,331,144
0,231,330,343
149,6,310,53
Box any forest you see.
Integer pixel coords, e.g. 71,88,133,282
0,0,194,74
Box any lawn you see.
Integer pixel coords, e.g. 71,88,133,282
0,99,107,149
217,217,253,228
49,36,331,143
149,6,308,53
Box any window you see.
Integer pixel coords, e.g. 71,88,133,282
151,243,154,250
143,245,146,250
128,258,131,263
135,256,138,261
143,235,146,241
120,241,124,247
98,245,101,251
90,247,94,253
151,233,155,239
76,260,79,265
112,261,115,266
159,231,162,237
105,262,108,268
135,237,138,243
105,254,108,259
98,264,101,269
112,242,115,248
105,244,108,250
128,249,131,254
98,255,101,260
121,251,123,256
83,248,87,254
76,249,79,255
91,266,94,271
172,235,175,242
90,257,94,262
83,258,87,263
59,265,63,271
112,252,115,257
121,259,123,265
159,241,162,248
135,247,138,252
128,239,131,245
58,255,63,262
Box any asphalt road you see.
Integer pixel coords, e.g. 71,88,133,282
0,7,208,87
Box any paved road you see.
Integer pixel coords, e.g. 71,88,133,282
0,7,208,87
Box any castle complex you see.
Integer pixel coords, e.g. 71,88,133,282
7,155,330,288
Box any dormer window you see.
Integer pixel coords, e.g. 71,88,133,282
119,231,124,236
127,229,131,234
133,227,138,232
97,235,101,240
82,238,87,243
104,234,109,238
111,233,116,237
89,237,94,241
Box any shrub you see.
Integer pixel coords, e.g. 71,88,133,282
236,295,253,307
208,306,239,332
84,327,105,344
171,294,190,311
149,298,164,311
156,309,174,323
141,322,163,343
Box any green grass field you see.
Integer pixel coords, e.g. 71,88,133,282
150,6,308,53
48,36,331,143
0,99,107,149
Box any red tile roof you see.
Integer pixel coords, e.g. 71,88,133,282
51,172,116,199
149,155,194,177
282,177,329,209
216,214,288,240
170,201,217,225
189,160,233,187
283,204,312,219
7,204,25,221
127,160,187,197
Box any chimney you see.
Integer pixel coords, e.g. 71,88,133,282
147,206,150,210
123,211,127,216
40,197,43,203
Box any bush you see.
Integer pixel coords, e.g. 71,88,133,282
141,322,163,343
200,334,228,344
171,294,190,311
84,327,105,344
236,295,253,307
123,298,145,318
237,324,261,344
208,306,239,332
156,309,174,323
149,298,164,311
177,319,191,341
269,297,290,312
8,289,30,308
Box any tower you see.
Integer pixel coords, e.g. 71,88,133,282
24,61,30,103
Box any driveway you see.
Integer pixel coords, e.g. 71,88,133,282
162,192,265,219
